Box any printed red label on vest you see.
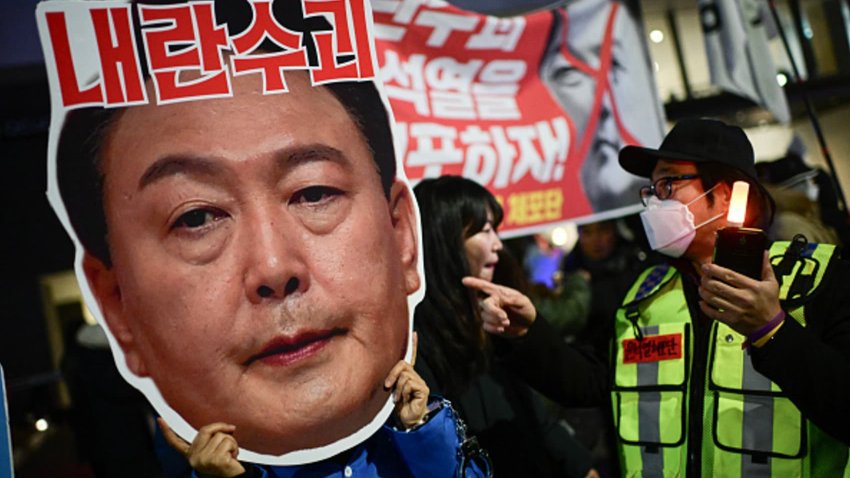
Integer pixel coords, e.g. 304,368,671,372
622,333,682,364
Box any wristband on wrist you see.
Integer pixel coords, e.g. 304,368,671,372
752,321,784,348
743,310,785,349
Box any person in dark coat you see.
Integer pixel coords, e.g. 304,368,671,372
413,176,607,478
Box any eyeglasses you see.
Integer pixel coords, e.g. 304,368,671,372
639,174,700,206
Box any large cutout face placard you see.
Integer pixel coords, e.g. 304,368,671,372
37,0,422,465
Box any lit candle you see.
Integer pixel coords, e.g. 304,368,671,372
726,181,749,228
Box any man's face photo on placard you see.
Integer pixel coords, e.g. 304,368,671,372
541,0,662,212
56,68,420,457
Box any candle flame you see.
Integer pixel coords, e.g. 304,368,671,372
727,181,749,227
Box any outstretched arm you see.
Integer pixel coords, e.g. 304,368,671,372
463,275,608,407
462,276,537,337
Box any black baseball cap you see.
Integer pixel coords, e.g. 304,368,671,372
619,118,758,180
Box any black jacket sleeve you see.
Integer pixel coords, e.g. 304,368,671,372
526,387,594,478
751,255,850,445
495,315,609,407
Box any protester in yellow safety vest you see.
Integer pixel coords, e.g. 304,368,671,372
611,118,850,477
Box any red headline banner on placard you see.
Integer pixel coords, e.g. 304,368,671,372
41,0,375,109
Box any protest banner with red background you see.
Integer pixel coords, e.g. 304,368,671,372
374,0,667,236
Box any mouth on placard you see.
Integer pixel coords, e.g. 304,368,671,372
245,328,347,367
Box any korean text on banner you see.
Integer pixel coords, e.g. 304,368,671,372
373,0,666,235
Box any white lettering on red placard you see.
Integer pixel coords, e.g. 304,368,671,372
40,0,377,108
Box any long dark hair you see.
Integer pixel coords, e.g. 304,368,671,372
413,176,504,398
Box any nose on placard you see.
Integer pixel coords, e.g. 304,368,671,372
256,277,300,299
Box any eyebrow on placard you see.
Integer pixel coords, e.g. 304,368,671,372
137,144,355,190
279,144,353,173
138,155,227,190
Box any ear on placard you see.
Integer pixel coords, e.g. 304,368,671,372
82,253,149,377
389,180,420,295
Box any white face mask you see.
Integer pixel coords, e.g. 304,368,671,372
640,185,724,258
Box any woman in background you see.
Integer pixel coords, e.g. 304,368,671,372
413,176,607,478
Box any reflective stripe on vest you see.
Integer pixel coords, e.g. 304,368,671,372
708,321,805,478
612,243,847,477
613,266,688,477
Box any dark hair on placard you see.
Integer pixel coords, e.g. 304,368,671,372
56,0,395,266
697,162,775,230
412,176,503,398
